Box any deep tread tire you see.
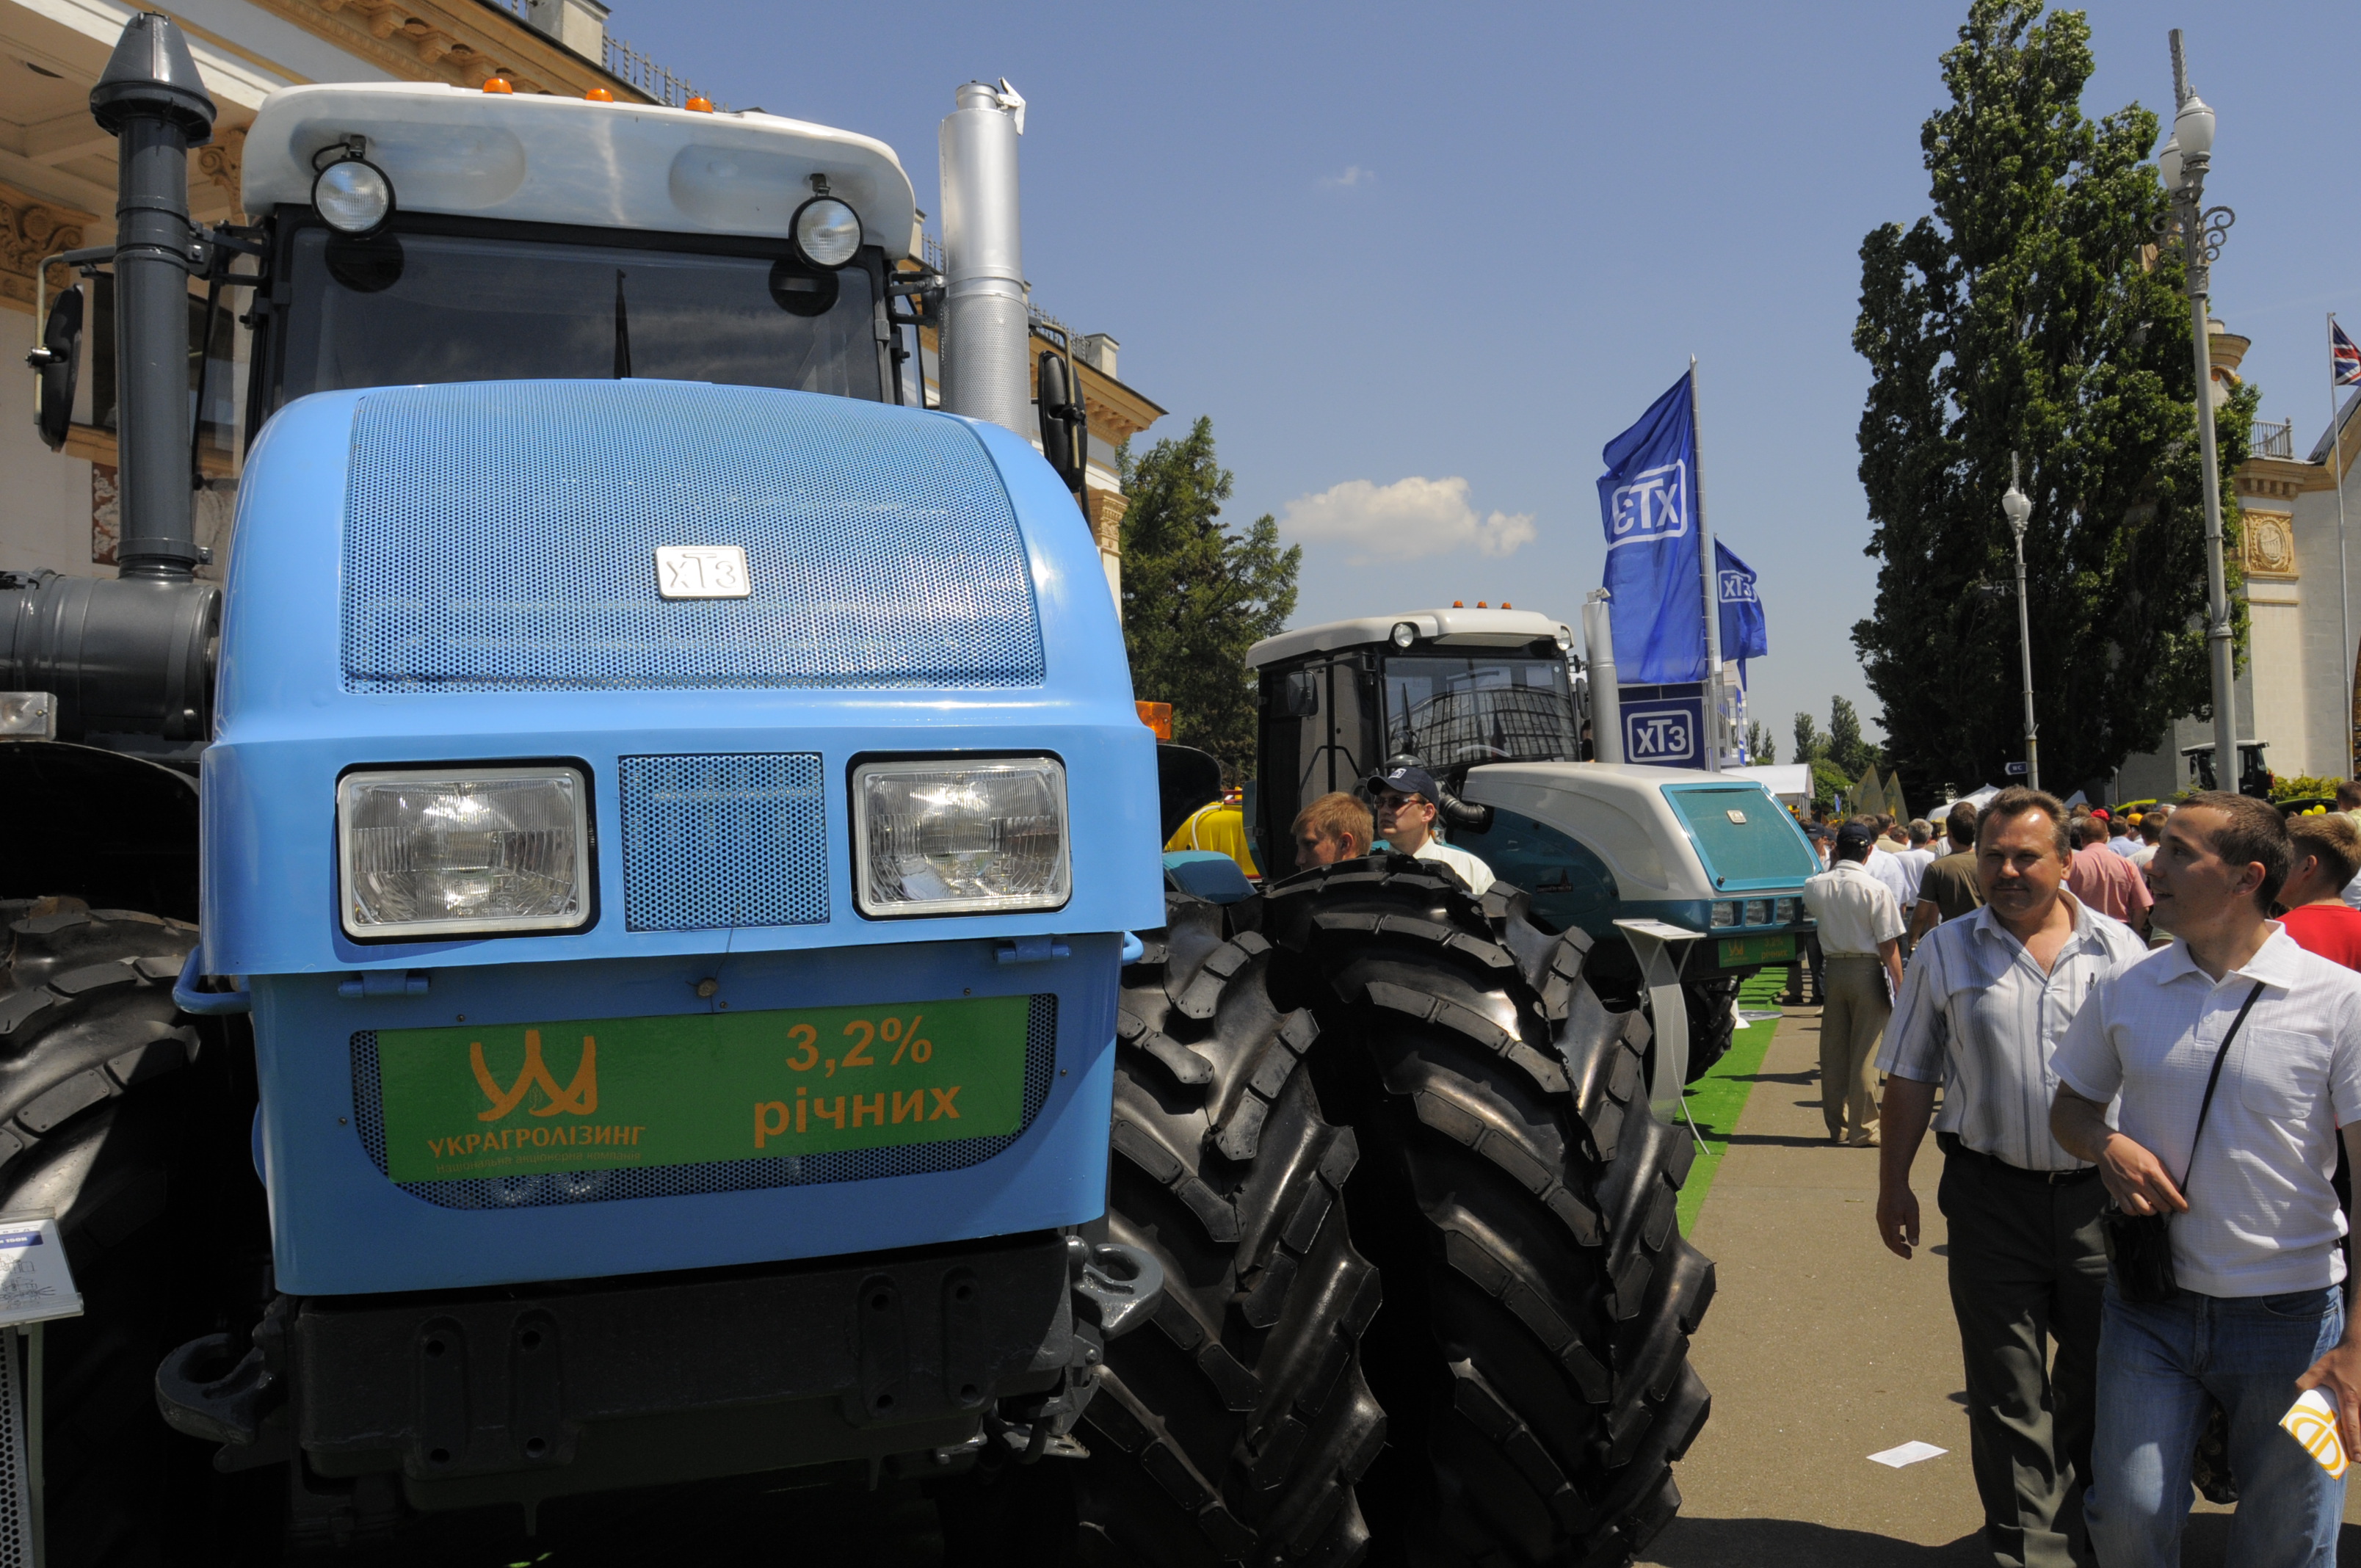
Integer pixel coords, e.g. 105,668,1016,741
1261,860,1714,1568
1063,893,1386,1568
0,899,271,1567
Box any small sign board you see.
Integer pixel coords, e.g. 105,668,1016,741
2005,761,2029,776
1621,692,1705,769
0,1215,81,1326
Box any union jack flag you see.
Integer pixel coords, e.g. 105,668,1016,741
2335,319,2361,387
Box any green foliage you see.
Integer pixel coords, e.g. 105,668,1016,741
1119,417,1301,774
1829,696,1879,778
1852,0,2254,799
2270,774,2349,805
1745,720,1777,764
1810,759,1854,807
1794,711,1828,765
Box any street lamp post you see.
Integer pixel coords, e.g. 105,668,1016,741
2158,29,2241,794
2003,456,2039,791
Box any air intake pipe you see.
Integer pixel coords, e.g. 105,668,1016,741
1584,590,1622,764
0,15,220,743
93,11,215,583
937,81,1030,435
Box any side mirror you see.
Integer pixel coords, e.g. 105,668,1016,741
1035,350,1086,493
28,285,82,451
1267,669,1320,718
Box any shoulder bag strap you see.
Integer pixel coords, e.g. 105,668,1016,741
2179,978,2269,1197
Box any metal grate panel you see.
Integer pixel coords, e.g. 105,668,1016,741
0,1329,28,1568
340,380,1045,694
349,995,1057,1211
619,753,829,932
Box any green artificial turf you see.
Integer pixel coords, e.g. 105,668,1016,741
1672,968,1790,1237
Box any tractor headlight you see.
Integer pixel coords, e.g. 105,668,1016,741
791,197,863,269
1744,899,1771,926
1709,901,1738,928
1390,621,1418,649
853,757,1070,918
1776,896,1800,923
337,767,590,940
313,156,395,236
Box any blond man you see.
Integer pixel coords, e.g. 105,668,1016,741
1291,792,1374,871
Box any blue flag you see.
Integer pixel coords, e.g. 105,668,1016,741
1597,374,1704,683
1716,540,1767,665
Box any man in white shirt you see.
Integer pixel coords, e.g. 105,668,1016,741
1897,819,1937,917
1877,788,2146,1567
1864,816,1915,913
1367,764,1495,896
1802,821,1906,1146
2050,793,2361,1567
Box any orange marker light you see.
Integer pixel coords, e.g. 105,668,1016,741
1476,601,1489,609
1501,601,1512,609
684,95,714,112
585,87,614,102
482,76,514,94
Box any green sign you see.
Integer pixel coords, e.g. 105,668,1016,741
375,994,1032,1183
1717,933,1796,968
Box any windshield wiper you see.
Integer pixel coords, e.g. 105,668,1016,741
613,268,632,379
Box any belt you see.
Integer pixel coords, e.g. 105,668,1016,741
1937,1131,2098,1185
1822,952,1880,961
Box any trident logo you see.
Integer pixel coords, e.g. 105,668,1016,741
470,1029,598,1121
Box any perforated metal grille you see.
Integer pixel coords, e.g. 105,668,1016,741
339,381,1045,694
349,995,1057,1211
0,1328,26,1568
619,752,828,931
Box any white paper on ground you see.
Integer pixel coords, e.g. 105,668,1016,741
1867,1440,1948,1469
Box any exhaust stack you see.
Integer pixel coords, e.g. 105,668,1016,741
937,81,1029,435
92,12,216,582
1584,591,1622,764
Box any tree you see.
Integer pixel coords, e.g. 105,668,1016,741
1829,696,1879,779
1794,711,1828,765
1745,720,1777,765
1119,417,1301,773
1852,0,2255,800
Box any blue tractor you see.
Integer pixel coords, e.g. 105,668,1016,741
0,18,1711,1565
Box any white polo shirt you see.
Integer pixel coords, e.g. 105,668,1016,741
1802,859,1904,957
2052,926,2361,1296
1415,838,1495,896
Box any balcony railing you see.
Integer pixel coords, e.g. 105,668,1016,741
2252,418,2296,460
482,0,716,108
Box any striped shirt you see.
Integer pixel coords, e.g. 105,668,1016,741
1877,894,2148,1171
2053,926,2361,1296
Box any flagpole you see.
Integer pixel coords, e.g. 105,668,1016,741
1689,355,1724,772
2335,313,2355,774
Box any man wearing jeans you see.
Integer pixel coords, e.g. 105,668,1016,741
2050,793,2361,1566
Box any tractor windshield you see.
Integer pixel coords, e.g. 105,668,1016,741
269,225,882,413
1381,656,1578,767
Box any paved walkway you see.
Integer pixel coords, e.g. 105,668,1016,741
1639,1003,2361,1567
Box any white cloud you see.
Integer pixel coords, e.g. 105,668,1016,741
1279,476,1536,562
1318,164,1376,189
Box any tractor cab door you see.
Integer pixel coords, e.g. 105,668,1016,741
1253,653,1380,868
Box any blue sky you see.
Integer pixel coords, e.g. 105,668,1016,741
626,1,2360,755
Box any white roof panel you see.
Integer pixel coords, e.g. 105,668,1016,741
1247,607,1573,669
242,84,918,258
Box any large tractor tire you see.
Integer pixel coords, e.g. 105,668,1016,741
1258,860,1715,1568
0,899,272,1567
1067,893,1387,1566
1680,976,1741,1085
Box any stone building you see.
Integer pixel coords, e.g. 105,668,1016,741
2111,318,2361,799
0,0,1155,603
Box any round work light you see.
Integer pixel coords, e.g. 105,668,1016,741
1390,621,1418,649
313,157,395,236
791,197,862,269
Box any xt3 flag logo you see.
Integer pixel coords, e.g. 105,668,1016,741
1606,460,1688,551
1719,570,1758,603
471,1029,598,1121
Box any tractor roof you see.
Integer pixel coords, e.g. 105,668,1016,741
1247,608,1573,669
242,83,918,258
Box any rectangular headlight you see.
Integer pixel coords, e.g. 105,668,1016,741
1709,901,1738,928
338,767,590,940
853,757,1070,918
1744,899,1771,926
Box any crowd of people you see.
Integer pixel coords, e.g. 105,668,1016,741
1796,782,2361,1568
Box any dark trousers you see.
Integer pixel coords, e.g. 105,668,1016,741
1937,1142,2109,1568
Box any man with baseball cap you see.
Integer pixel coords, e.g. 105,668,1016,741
1367,764,1495,896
